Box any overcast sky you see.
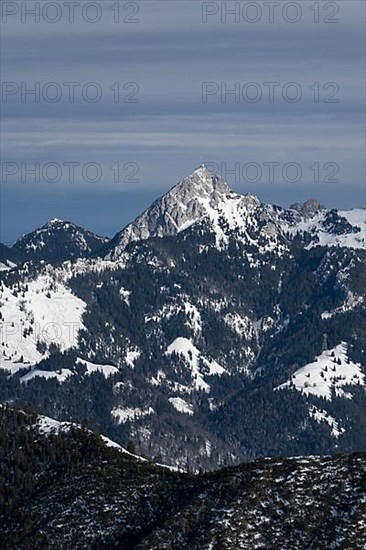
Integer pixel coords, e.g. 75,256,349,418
1,0,365,242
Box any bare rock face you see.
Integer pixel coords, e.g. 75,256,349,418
290,199,325,219
104,165,262,259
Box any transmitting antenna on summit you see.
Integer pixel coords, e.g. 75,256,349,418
322,333,328,352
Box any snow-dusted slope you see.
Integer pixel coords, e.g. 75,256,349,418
0,271,86,371
166,336,226,393
3,405,366,549
309,406,344,438
34,411,181,471
111,406,155,425
339,208,366,233
276,342,365,400
34,412,146,461
21,368,74,384
288,208,365,249
0,260,17,272
18,357,119,384
169,397,194,415
8,218,107,263
75,357,119,377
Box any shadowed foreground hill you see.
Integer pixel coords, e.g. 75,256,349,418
0,406,365,549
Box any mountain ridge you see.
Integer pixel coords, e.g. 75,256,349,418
101,165,365,258
0,166,365,470
0,219,108,267
1,405,365,549
1,166,365,268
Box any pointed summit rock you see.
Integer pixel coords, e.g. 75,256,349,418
177,164,230,195
104,166,265,259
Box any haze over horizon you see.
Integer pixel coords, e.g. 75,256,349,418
2,163,365,245
1,1,365,242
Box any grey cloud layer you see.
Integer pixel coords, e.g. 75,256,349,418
1,0,365,241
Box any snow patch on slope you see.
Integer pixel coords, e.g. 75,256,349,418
119,287,131,306
166,337,226,392
125,349,141,368
0,260,17,272
169,397,194,415
276,343,365,400
339,208,366,233
36,414,74,435
0,273,86,370
309,406,344,438
35,412,147,461
224,313,255,339
76,357,119,378
111,406,155,424
21,368,74,384
184,302,202,335
19,358,118,384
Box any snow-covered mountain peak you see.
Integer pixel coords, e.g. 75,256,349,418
101,166,363,260
48,217,66,225
8,219,108,263
37,218,76,234
104,167,267,259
